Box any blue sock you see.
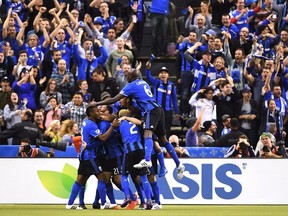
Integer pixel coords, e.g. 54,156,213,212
144,137,153,161
79,184,85,205
157,150,166,169
106,182,116,204
134,182,145,203
98,180,107,205
68,181,82,205
121,175,131,199
164,141,180,167
93,188,100,205
140,175,151,201
150,181,160,204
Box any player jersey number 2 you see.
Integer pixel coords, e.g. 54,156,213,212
144,85,153,97
129,122,138,135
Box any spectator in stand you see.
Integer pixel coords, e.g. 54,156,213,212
0,77,12,111
3,92,25,144
211,0,235,34
39,78,62,110
146,62,180,138
259,86,284,142
16,21,50,67
0,109,42,145
231,27,253,57
0,43,15,83
77,80,92,103
229,0,262,31
12,68,37,111
221,13,240,40
49,20,75,71
73,36,108,85
193,1,212,26
166,135,190,158
33,109,45,134
89,65,120,102
220,114,231,136
185,107,206,147
234,86,260,147
42,48,62,83
58,119,79,146
63,92,88,128
213,78,241,135
198,120,217,147
272,0,288,30
189,86,216,125
217,118,245,147
150,0,170,56
95,1,116,35
184,45,217,93
106,37,134,78
224,134,256,158
256,132,287,158
44,96,62,130
51,59,75,104
185,6,212,40
43,119,61,142
12,50,29,79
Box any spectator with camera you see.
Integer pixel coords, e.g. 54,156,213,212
224,134,256,158
256,132,287,158
17,138,47,158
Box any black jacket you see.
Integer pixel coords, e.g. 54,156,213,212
0,120,42,145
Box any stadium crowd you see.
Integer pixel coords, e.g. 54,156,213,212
1,0,288,210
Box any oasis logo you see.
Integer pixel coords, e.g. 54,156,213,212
156,163,243,200
37,163,243,200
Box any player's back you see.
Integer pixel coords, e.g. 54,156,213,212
119,120,143,153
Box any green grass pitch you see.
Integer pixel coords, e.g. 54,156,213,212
1,205,288,216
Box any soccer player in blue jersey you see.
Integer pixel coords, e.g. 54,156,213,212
66,105,119,210
94,70,185,179
118,108,155,209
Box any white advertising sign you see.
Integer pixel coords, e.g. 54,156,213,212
0,158,288,204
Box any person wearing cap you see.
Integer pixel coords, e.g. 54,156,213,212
217,118,245,147
256,132,287,158
184,42,217,93
229,0,262,31
146,61,180,138
234,86,259,147
199,120,217,147
220,114,231,136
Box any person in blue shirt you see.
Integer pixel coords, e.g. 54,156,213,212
66,104,120,210
145,61,179,138
94,69,185,180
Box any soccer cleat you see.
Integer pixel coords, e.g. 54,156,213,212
77,205,87,209
66,204,77,209
92,202,101,209
125,200,138,210
138,203,146,210
100,202,118,209
145,201,153,210
133,159,152,169
177,163,185,180
159,167,168,177
120,199,130,208
151,203,162,210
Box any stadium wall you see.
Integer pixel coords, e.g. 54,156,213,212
1,158,287,204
